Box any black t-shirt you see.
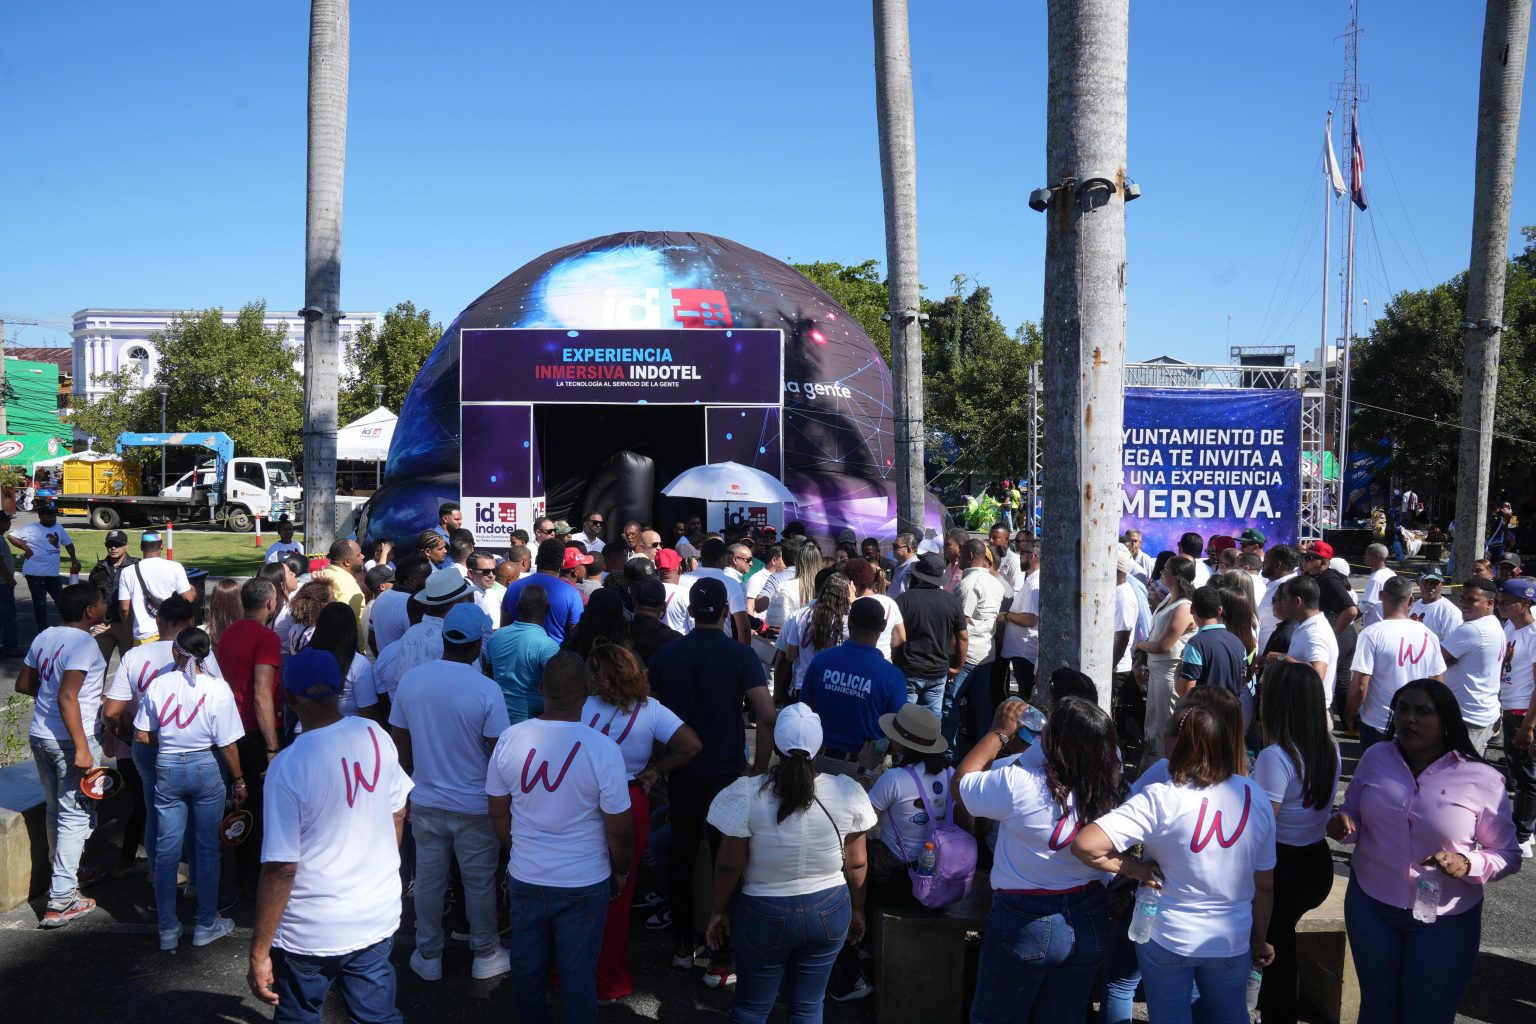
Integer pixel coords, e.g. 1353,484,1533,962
1314,569,1357,624
893,584,966,677
630,615,682,665
649,628,766,780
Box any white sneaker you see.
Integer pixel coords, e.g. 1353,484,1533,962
191,917,235,947
1519,837,1535,860
471,948,511,980
409,949,443,982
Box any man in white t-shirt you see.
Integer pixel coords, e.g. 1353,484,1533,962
1347,576,1446,750
998,539,1041,702
264,516,305,564
1256,545,1300,654
1112,553,1141,682
575,510,606,555
1408,571,1463,641
7,502,81,632
948,540,1006,750
674,538,750,642
1441,578,1505,753
487,651,633,1024
117,531,196,643
248,648,413,1019
19,581,107,928
1358,544,1396,628
390,603,511,982
1269,574,1340,709
367,553,430,656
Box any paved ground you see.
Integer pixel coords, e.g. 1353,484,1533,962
0,545,1533,1021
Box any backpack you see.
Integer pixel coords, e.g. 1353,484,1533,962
892,766,978,909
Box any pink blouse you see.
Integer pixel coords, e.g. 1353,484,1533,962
1339,743,1520,916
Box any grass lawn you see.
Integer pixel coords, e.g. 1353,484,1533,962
49,527,310,579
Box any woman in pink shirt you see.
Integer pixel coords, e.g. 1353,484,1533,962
1329,679,1521,1023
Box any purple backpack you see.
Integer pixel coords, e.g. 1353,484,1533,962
892,766,977,908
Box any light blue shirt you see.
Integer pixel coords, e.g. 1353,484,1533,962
486,621,561,724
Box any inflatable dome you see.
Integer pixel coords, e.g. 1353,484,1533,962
367,231,944,545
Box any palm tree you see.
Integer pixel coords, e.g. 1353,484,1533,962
872,0,924,536
1037,0,1130,708
1454,0,1531,577
302,0,349,553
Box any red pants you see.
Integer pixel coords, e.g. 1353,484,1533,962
595,783,650,1000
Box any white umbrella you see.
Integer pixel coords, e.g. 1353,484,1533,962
660,461,797,504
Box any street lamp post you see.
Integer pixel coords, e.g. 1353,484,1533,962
156,383,169,492
373,383,385,409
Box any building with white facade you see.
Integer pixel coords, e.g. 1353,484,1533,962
71,308,383,402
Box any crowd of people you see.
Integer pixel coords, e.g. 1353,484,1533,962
11,501,1532,1024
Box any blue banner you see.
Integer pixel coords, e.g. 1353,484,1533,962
1120,388,1301,555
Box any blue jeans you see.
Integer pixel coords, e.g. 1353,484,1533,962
943,663,993,752
730,885,851,1024
905,674,945,718
0,578,16,647
1504,710,1536,841
132,741,161,881
274,935,401,1024
154,749,226,940
1100,912,1141,1024
971,887,1108,1023
1137,937,1249,1024
1344,876,1482,1024
30,733,101,902
508,876,610,1024
1359,722,1389,753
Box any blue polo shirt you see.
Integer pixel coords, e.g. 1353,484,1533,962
499,572,584,644
800,640,908,755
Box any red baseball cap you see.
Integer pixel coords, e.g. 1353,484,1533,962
1208,535,1237,556
654,548,682,571
1307,541,1335,560
562,547,595,570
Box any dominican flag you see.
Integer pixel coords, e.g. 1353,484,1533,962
1351,123,1368,210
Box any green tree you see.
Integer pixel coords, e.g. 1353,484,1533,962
792,260,892,361
151,303,305,461
340,301,442,423
1351,242,1536,502
69,367,157,449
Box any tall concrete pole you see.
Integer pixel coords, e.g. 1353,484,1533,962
1453,0,1530,578
1036,0,1130,709
873,0,925,536
302,0,348,553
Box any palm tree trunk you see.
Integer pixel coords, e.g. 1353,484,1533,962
872,0,925,536
1453,0,1531,577
1037,0,1130,708
302,0,349,554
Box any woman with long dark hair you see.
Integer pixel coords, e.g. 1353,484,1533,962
1147,550,1177,608
1135,556,1198,768
955,697,1120,1020
133,627,245,951
782,570,852,701
306,602,382,724
283,578,333,655
205,578,243,646
1074,687,1278,1024
563,587,629,659
1330,679,1520,1023
582,642,701,1002
1254,662,1342,1023
705,704,874,1023
1214,580,1258,655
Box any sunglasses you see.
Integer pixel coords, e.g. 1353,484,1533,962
471,567,495,576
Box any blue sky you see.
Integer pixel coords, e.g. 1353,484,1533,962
3,1,1532,366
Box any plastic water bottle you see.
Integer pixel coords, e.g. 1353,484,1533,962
1412,867,1442,924
916,842,936,877
1018,703,1047,746
1127,885,1161,943
1246,968,1262,1012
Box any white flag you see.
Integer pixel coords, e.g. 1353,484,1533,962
1324,122,1346,197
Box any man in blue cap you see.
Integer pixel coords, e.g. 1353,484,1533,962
248,648,413,1022
390,604,511,983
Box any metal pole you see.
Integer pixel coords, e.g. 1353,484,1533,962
159,386,167,492
1320,114,1333,526
1338,148,1355,526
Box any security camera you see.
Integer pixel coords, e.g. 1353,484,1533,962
1028,187,1054,212
1124,178,1142,201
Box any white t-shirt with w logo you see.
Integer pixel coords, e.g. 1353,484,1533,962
1095,775,1277,959
1350,618,1447,731
486,718,630,888
262,718,413,956
133,667,243,753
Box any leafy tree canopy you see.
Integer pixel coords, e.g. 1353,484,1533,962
340,301,442,423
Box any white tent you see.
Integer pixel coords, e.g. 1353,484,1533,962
337,407,396,462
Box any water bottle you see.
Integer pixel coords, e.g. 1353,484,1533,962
916,841,936,877
1018,703,1047,746
1127,884,1162,943
1246,968,1262,1013
1412,867,1442,924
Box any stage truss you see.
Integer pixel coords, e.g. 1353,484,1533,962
1023,361,1328,543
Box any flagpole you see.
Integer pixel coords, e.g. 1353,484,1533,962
1339,99,1358,524
1321,111,1334,524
